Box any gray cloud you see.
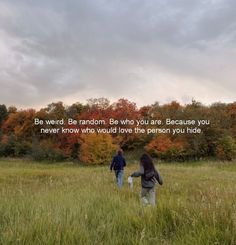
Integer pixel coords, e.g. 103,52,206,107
0,0,235,108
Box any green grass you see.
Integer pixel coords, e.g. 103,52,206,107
0,159,236,245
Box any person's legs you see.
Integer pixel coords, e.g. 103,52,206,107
148,187,156,206
117,170,124,187
141,188,149,205
114,170,123,187
115,170,119,185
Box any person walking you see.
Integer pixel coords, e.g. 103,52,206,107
130,153,163,206
110,149,126,188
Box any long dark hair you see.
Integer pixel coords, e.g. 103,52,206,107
140,153,155,172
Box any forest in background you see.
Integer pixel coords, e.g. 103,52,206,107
0,98,235,164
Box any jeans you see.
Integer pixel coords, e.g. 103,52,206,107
115,170,124,188
141,187,156,206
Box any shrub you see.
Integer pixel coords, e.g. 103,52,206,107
216,135,236,161
31,139,66,162
145,135,186,161
78,133,117,165
0,134,15,157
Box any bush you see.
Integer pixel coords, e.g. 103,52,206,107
78,133,117,165
31,139,66,162
216,135,236,161
0,134,15,157
145,135,186,161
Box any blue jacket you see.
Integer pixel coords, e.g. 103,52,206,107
110,154,126,171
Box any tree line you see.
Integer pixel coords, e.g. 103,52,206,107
0,98,235,163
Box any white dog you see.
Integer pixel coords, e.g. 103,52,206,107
127,176,133,189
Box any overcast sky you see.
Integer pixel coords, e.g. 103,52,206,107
0,0,236,108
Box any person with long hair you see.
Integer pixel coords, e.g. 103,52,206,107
130,153,163,206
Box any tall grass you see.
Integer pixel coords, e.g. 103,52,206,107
0,159,235,244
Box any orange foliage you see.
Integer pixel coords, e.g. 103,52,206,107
56,125,80,156
145,135,185,158
0,98,235,162
3,109,36,138
79,133,117,165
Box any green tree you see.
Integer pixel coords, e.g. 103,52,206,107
216,135,236,161
0,104,8,126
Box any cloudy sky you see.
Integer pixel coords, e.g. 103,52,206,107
0,0,236,108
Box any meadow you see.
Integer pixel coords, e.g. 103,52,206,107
0,158,236,245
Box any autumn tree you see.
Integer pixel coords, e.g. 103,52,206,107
44,102,66,120
0,98,235,162
66,102,84,118
145,135,186,161
78,133,117,165
111,98,141,149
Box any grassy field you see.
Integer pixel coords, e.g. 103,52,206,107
0,159,236,245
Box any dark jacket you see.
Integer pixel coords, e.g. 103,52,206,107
131,165,163,188
110,154,126,171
